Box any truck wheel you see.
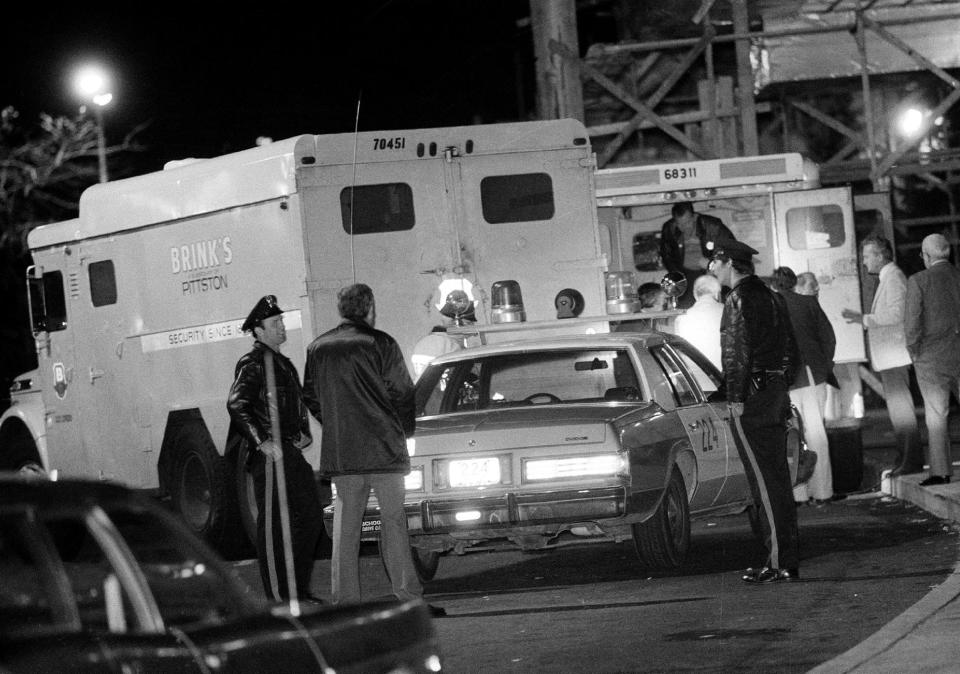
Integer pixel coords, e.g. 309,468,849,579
235,437,259,548
0,422,45,476
632,470,690,569
235,438,331,559
171,428,246,559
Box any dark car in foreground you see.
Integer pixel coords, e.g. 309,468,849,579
0,475,442,673
325,331,804,581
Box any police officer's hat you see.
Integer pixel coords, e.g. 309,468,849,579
712,240,758,263
241,295,285,332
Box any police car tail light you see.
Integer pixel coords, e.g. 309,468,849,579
490,280,525,323
523,454,624,482
405,467,424,492
604,272,639,314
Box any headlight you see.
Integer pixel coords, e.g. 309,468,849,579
523,454,624,482
405,467,424,492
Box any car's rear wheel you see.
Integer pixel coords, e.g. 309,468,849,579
632,470,690,568
171,427,246,559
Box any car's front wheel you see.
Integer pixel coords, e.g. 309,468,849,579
632,470,691,568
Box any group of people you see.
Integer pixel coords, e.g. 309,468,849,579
226,284,444,616
675,218,960,585
843,233,960,487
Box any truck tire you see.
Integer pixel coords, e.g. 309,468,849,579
171,428,247,559
235,438,331,559
0,422,44,476
632,470,690,569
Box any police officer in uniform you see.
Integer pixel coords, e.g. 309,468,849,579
227,295,323,601
710,242,801,583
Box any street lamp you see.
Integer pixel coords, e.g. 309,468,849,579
73,65,113,183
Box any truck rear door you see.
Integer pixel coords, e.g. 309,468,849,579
773,187,866,363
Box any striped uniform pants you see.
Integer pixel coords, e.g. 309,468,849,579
728,381,800,571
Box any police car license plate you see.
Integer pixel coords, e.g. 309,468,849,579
449,457,500,488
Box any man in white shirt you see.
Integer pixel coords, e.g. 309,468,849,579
674,274,723,370
842,235,922,477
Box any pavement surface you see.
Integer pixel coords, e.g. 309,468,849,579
810,408,960,673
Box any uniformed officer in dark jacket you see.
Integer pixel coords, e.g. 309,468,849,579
711,242,801,583
227,295,323,602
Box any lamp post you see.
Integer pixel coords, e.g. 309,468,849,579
73,65,113,183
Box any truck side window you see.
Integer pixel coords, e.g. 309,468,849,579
89,260,117,307
29,271,67,332
785,204,845,250
340,183,415,234
480,173,555,224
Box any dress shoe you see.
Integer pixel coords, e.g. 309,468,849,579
428,604,447,617
919,475,951,487
741,566,799,584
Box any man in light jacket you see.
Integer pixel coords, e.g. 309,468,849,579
842,235,922,476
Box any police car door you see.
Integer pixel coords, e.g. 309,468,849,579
773,187,865,363
649,343,728,508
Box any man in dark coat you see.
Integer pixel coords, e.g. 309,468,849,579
303,283,443,615
774,268,837,503
905,234,960,486
712,241,801,583
227,295,323,602
659,201,735,308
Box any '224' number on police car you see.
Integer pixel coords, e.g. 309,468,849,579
373,137,406,150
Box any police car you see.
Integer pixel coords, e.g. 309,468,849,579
325,330,804,581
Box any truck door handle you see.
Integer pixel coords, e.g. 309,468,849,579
89,367,105,383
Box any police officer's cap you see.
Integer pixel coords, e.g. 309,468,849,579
713,240,758,263
241,295,284,332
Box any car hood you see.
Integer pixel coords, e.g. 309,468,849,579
414,403,658,454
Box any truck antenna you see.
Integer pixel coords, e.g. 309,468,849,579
349,90,362,284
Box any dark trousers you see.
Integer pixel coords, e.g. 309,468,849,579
251,445,323,600
728,382,800,570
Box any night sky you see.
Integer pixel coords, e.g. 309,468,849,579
5,3,543,171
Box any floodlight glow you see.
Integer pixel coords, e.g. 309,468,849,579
897,107,926,139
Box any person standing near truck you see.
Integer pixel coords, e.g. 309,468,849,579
303,283,445,616
711,241,801,584
660,201,735,309
227,295,323,603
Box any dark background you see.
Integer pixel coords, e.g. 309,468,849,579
5,3,568,170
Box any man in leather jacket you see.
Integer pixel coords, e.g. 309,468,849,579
659,201,735,308
227,295,323,602
303,283,443,616
711,242,801,584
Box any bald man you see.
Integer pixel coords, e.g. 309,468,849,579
905,234,960,486
673,274,724,370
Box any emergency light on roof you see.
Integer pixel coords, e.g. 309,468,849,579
491,280,526,324
604,272,639,315
594,153,815,201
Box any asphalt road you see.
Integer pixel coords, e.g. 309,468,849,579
233,493,958,672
